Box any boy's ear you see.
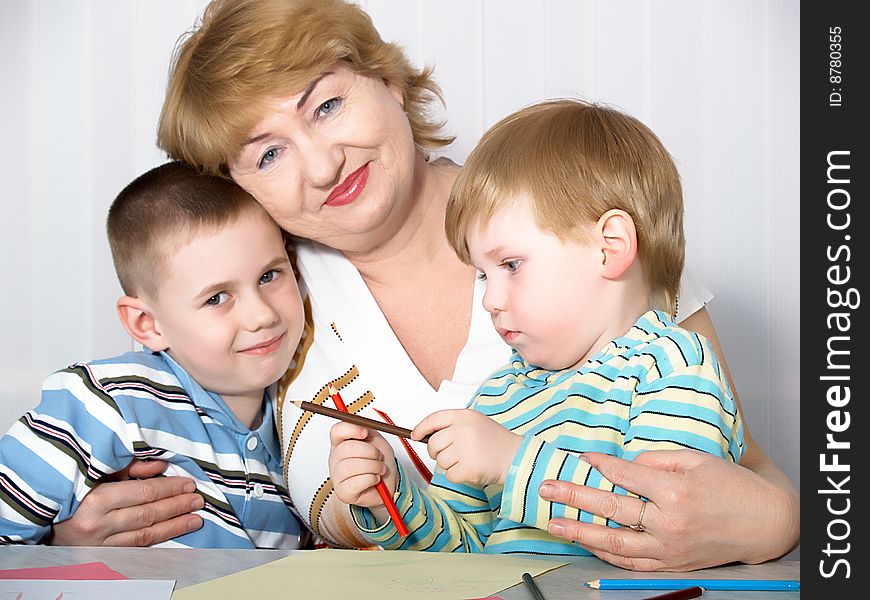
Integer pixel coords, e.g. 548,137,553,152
597,209,638,279
116,296,169,352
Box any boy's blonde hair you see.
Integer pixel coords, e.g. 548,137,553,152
446,99,685,314
158,0,453,175
107,161,270,299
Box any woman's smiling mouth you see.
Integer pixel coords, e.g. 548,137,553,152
325,163,370,207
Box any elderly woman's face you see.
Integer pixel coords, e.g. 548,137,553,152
229,65,417,251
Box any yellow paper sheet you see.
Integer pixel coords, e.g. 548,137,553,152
172,549,566,600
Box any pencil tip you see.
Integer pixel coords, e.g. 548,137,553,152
327,383,338,393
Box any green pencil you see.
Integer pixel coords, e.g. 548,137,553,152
522,572,547,600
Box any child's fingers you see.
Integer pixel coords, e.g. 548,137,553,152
331,453,388,506
331,439,385,463
433,445,460,475
334,472,387,506
412,409,462,441
328,437,383,480
423,430,454,461
329,421,372,447
435,445,489,485
332,455,387,481
359,428,392,455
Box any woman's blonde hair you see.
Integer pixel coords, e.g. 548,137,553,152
446,99,685,314
158,0,453,175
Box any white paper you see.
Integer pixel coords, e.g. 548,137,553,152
0,578,175,599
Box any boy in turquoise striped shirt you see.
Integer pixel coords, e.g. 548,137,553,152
328,99,743,555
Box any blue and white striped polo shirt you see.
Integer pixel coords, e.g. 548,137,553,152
0,350,303,548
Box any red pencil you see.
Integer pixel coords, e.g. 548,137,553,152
642,586,704,600
327,384,410,537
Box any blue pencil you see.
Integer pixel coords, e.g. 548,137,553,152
585,579,799,591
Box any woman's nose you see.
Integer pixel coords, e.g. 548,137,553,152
297,134,345,189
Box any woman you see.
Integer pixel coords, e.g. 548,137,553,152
53,0,798,569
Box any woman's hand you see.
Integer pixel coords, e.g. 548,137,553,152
49,460,204,546
413,409,522,486
539,449,799,571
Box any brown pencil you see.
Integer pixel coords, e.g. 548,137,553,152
642,586,704,600
291,399,431,443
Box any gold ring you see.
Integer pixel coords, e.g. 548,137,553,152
628,501,647,532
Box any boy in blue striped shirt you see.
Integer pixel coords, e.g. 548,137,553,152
0,161,306,548
329,99,744,555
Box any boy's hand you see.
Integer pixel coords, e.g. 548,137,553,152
328,421,397,517
412,409,522,486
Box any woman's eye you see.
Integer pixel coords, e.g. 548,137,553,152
205,292,229,307
316,97,343,118
260,270,278,285
258,147,281,170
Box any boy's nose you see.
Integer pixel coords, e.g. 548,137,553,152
481,284,507,314
243,295,280,331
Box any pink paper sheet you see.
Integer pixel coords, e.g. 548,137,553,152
0,561,127,580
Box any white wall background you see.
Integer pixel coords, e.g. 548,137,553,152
0,0,799,543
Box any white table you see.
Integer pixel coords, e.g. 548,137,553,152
0,546,799,599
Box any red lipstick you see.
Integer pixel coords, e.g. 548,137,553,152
325,163,370,207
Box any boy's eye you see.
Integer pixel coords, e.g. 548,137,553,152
316,97,343,118
205,292,229,307
260,269,278,285
503,260,521,273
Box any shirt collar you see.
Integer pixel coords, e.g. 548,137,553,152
508,310,672,385
255,384,281,464
509,350,551,386
157,351,271,438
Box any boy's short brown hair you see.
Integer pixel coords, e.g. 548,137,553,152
158,0,453,175
445,99,685,314
107,161,268,299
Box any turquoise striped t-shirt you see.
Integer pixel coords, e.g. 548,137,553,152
353,310,744,556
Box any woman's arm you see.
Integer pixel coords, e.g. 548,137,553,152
680,307,800,558
539,306,799,571
49,460,204,546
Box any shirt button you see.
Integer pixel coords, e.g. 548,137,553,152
253,483,264,498
246,436,258,451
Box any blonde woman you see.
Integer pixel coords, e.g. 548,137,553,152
53,0,797,571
